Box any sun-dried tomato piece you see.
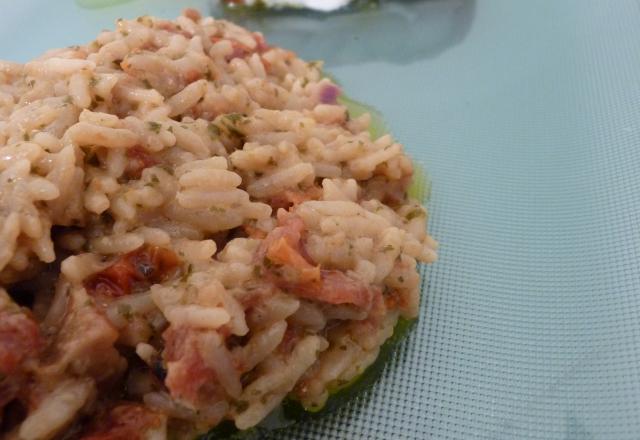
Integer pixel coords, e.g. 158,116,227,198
80,403,165,440
162,327,221,405
84,245,180,297
257,214,373,309
125,146,158,179
0,310,42,376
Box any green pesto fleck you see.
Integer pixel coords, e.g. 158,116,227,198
147,121,162,133
405,208,425,221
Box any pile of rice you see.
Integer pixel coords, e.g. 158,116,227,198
0,9,437,439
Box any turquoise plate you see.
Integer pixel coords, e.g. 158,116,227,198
3,0,640,438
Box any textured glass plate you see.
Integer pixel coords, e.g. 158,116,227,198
2,0,640,438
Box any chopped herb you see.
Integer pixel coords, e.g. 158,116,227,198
224,113,243,124
63,95,73,104
382,245,395,253
159,164,174,175
167,126,174,133
308,60,322,70
209,206,226,213
145,174,160,187
120,30,129,37
405,208,425,221
22,132,30,141
117,304,133,322
227,126,245,140
89,76,98,87
222,120,244,140
142,79,152,89
301,77,309,87
147,121,162,133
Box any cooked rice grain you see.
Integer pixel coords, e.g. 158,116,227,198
0,10,437,440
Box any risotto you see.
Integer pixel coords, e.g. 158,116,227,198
0,9,437,439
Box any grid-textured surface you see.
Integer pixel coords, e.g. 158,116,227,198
278,1,640,438
2,0,640,438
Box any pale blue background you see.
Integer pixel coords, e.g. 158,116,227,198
2,1,640,438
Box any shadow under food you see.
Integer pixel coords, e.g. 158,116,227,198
211,0,476,67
